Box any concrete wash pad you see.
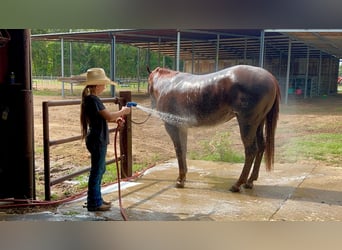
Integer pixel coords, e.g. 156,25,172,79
56,159,342,221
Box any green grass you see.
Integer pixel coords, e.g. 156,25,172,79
103,162,147,182
72,162,147,191
190,130,342,166
189,131,244,163
280,133,342,165
38,162,148,200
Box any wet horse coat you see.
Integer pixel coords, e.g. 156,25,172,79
148,65,280,192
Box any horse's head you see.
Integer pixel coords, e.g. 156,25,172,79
147,66,159,92
147,66,179,109
147,66,161,108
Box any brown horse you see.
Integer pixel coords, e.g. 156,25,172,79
147,65,280,192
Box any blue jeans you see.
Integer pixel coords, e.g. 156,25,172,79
86,142,107,208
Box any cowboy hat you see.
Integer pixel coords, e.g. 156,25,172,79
81,68,117,85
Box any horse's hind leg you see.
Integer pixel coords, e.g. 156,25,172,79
230,122,258,193
164,124,188,188
244,122,265,189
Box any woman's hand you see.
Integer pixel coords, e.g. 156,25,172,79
115,116,125,125
120,106,131,115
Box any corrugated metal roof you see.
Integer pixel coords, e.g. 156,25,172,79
283,31,342,58
31,29,342,61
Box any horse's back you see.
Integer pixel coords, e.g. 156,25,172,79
227,65,279,101
227,65,277,86
149,65,279,126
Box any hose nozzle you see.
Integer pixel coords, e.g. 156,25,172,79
126,102,137,107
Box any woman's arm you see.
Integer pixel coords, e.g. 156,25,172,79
99,106,131,122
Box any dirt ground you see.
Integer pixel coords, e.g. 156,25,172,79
32,91,342,200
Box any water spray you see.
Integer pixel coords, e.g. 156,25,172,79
125,101,196,126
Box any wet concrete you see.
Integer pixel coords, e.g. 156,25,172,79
1,159,342,221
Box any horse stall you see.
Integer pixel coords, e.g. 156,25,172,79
0,29,35,199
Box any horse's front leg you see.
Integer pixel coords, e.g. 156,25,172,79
164,124,188,188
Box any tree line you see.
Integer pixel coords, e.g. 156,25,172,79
31,29,176,79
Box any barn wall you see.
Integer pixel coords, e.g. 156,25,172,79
184,55,339,98
183,59,256,74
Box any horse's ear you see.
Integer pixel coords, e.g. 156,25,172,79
146,65,151,74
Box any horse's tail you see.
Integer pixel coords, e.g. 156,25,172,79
264,82,281,171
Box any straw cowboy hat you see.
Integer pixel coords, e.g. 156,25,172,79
81,68,117,85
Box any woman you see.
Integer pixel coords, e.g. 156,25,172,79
80,68,131,212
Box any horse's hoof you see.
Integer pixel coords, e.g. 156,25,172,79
243,183,254,189
229,185,240,193
176,177,186,188
176,181,185,188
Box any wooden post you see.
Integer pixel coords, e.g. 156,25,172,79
42,101,51,200
119,91,132,178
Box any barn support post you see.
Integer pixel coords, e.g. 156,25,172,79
24,29,35,199
60,37,65,98
278,51,282,78
318,51,322,95
147,42,151,68
304,47,310,98
137,47,141,92
110,33,116,97
69,30,74,95
69,30,73,77
259,30,265,68
191,41,194,73
42,101,51,200
215,34,220,71
285,38,292,105
158,37,161,66
327,55,333,95
244,38,247,64
119,91,132,178
173,45,177,70
176,31,180,71
142,43,150,92
0,30,35,199
21,89,35,199
137,47,140,83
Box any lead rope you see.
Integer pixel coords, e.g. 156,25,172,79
114,117,129,221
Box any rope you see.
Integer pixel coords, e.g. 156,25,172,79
114,117,129,221
0,164,156,210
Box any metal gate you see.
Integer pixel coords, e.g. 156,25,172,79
42,91,132,200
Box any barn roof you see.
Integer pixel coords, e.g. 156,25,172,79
31,29,342,60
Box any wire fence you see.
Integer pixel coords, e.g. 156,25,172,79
32,77,149,96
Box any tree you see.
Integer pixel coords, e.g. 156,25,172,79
31,29,176,78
